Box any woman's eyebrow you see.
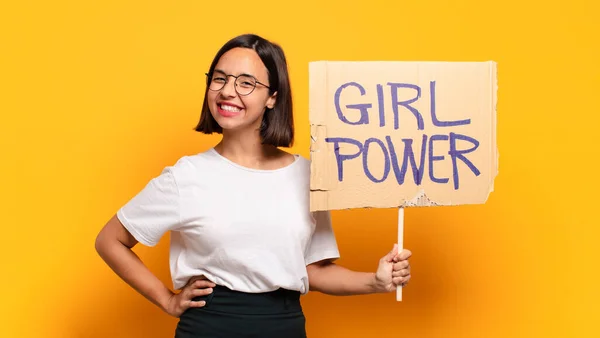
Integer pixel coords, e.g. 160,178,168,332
213,68,257,78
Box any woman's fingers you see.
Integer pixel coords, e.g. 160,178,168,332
191,287,214,297
392,269,410,278
179,279,217,310
192,279,216,289
393,260,409,271
393,275,411,286
187,299,207,308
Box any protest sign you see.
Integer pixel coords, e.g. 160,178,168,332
309,61,498,300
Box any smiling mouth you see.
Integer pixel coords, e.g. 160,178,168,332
219,103,242,112
217,103,243,117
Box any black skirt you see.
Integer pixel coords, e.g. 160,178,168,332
174,285,307,338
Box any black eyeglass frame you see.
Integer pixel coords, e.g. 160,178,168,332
205,72,271,96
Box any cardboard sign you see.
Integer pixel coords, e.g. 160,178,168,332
309,61,498,212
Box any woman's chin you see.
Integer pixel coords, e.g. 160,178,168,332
217,120,256,134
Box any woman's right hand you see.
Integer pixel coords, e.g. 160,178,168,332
164,279,217,317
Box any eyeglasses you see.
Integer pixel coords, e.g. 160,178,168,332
205,72,270,96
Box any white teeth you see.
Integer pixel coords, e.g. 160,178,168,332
220,104,241,112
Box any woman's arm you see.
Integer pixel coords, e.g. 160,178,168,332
306,261,379,295
95,215,175,311
307,244,411,296
94,215,215,317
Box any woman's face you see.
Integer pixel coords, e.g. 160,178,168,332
207,47,277,133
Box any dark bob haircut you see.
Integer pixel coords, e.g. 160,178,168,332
194,34,294,148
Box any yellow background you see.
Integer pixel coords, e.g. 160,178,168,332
1,0,598,337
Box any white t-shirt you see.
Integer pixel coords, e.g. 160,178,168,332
116,148,340,295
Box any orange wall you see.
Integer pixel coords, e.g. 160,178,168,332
1,1,598,337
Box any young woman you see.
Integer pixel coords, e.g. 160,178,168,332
95,33,412,338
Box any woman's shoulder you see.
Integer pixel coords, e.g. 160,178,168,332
164,148,224,178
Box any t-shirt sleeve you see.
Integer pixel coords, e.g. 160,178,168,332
116,167,181,247
304,210,340,265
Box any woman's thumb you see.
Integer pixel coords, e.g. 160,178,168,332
385,243,399,262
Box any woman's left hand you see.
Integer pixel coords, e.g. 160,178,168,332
374,244,412,293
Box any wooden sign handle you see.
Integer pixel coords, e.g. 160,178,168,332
397,207,404,302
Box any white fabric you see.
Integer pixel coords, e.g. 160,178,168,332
116,148,340,294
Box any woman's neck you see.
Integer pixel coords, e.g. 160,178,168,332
214,128,281,169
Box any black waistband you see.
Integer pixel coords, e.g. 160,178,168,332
191,285,302,315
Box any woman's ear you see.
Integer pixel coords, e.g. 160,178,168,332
266,91,277,109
